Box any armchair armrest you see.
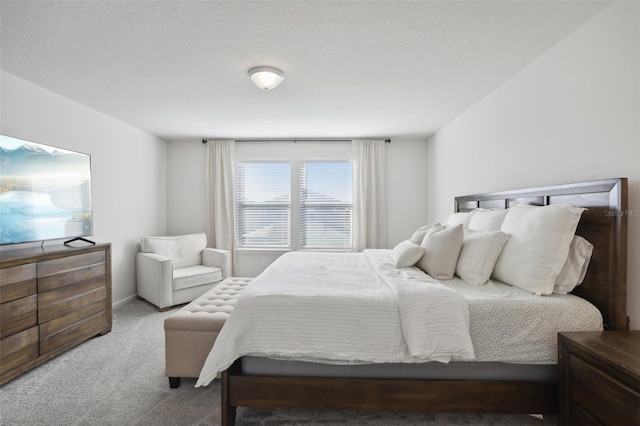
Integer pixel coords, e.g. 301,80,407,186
202,248,231,278
139,252,171,263
136,252,174,308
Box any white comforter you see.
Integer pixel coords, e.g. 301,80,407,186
196,250,474,386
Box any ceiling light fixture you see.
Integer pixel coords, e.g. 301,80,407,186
248,66,284,90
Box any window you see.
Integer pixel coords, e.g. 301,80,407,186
236,161,291,248
299,161,352,249
236,160,352,250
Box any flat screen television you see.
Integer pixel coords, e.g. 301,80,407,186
0,135,93,246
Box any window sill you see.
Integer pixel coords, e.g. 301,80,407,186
235,248,292,255
298,248,352,253
235,247,352,254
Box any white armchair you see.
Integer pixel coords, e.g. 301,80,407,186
136,233,230,311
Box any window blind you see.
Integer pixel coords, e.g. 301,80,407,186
299,161,352,249
236,161,291,247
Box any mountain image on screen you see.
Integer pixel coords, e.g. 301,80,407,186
0,136,93,245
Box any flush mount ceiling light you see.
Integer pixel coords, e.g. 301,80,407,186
248,66,284,90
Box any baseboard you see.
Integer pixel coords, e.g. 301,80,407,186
112,294,138,309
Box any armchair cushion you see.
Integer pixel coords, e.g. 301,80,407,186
173,266,223,291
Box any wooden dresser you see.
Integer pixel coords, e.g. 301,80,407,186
558,331,640,425
0,243,111,385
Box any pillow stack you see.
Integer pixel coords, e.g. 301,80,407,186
456,229,510,285
395,204,590,295
492,204,585,295
444,211,475,229
553,235,593,294
409,224,433,245
391,240,424,268
414,224,463,280
467,209,509,232
392,224,464,279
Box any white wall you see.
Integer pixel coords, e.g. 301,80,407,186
427,2,640,329
167,140,208,236
167,138,429,276
1,71,168,305
385,139,430,246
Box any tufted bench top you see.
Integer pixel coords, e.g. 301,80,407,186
164,277,253,332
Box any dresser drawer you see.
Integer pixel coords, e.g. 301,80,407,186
38,279,107,323
570,354,640,425
39,311,108,355
0,294,37,339
0,264,37,304
0,326,38,373
40,299,106,341
38,252,106,292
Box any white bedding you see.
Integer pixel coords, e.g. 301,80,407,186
196,249,603,387
366,249,603,363
196,250,474,386
444,274,603,363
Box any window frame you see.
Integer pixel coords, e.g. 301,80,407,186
298,160,353,251
234,139,353,251
235,160,292,249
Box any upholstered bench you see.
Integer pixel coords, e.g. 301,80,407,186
164,277,253,388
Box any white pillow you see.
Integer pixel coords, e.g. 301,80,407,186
468,208,509,232
415,223,464,280
553,235,594,294
409,224,433,244
391,240,424,268
444,211,475,229
492,204,586,295
456,230,510,285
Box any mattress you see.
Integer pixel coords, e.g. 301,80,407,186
240,358,558,381
196,249,603,386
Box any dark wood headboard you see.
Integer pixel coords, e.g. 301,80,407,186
455,178,628,330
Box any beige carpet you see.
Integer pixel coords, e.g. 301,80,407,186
0,299,557,426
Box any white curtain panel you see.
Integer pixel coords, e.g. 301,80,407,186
206,139,236,273
352,139,387,251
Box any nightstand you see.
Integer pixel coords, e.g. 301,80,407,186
558,331,640,425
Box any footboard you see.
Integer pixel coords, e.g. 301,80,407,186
221,359,558,426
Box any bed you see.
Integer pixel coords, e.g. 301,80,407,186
203,178,628,426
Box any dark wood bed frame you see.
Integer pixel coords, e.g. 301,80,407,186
220,178,628,425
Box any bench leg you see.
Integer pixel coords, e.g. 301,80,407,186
169,377,181,388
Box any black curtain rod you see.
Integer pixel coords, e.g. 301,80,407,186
202,138,391,144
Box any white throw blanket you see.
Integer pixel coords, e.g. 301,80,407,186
196,250,474,387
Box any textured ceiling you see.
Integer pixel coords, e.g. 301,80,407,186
1,1,610,141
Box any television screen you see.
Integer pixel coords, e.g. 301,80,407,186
0,135,93,245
